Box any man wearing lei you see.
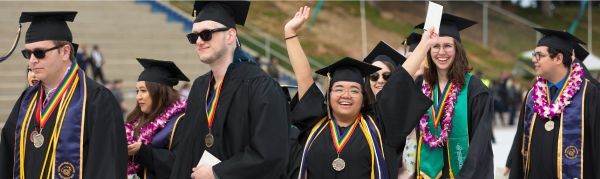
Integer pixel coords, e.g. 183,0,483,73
508,28,600,179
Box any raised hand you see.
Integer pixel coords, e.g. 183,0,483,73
421,26,439,48
284,6,311,36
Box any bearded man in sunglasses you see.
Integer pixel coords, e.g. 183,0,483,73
169,1,289,179
0,12,127,179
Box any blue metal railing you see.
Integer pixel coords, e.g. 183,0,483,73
134,0,306,85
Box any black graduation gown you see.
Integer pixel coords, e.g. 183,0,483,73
289,67,431,178
169,62,290,179
508,80,600,179
0,77,127,179
414,75,494,179
134,113,184,179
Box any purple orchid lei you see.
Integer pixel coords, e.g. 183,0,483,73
125,99,186,175
419,82,460,149
532,62,584,119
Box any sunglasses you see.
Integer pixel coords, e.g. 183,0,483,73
186,27,230,44
369,72,391,81
21,45,64,59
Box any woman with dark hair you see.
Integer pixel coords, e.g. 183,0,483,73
284,6,435,178
414,13,494,178
125,58,189,179
363,41,406,102
27,66,39,87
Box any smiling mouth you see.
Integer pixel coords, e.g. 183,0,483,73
437,57,450,62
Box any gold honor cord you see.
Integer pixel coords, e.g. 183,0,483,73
0,24,21,63
18,93,38,179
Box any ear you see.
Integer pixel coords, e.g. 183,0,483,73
226,29,237,45
555,53,564,65
60,45,72,62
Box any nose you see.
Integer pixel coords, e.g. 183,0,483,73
136,92,142,100
196,36,206,45
340,90,352,98
438,49,447,55
377,76,386,83
28,55,39,64
531,57,538,64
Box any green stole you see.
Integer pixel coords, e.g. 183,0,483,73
418,73,471,178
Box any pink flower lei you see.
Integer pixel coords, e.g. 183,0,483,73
125,100,186,175
532,62,584,119
419,81,460,149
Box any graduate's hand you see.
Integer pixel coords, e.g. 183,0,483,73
503,167,510,176
421,26,438,48
284,6,311,36
191,165,215,179
127,142,142,156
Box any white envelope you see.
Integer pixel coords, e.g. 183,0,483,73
197,150,221,167
424,1,443,34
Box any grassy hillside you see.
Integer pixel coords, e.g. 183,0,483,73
171,1,598,81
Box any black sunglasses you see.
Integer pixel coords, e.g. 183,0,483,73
186,27,230,44
369,72,391,81
21,45,64,60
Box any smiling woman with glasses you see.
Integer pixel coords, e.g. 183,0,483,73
283,6,436,179
413,13,494,179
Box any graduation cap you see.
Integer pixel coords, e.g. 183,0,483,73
72,43,79,55
534,28,586,57
137,58,190,87
21,11,77,43
316,57,380,88
415,13,477,42
363,41,406,67
193,1,250,28
1,11,76,63
403,32,422,52
280,85,298,102
573,44,589,61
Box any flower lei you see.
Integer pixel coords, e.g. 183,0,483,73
125,100,187,175
419,81,460,149
532,62,584,119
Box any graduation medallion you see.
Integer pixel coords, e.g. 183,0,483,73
33,133,44,148
205,133,214,148
332,157,346,171
544,120,555,131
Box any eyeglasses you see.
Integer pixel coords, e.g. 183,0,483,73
369,72,391,81
21,45,64,59
431,44,454,53
531,52,548,62
186,27,230,44
331,87,362,97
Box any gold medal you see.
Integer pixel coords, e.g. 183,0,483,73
544,120,555,131
332,157,346,171
33,133,44,148
205,133,214,148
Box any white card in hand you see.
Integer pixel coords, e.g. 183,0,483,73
197,150,221,167
424,1,443,34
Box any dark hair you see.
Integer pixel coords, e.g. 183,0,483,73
547,47,572,68
126,81,179,138
424,38,471,89
364,60,395,106
52,40,75,61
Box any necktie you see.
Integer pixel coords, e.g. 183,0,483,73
549,86,558,101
